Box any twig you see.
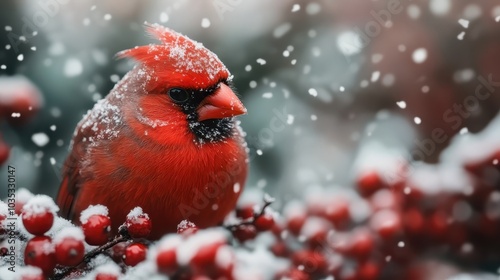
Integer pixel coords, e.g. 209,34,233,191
225,194,275,230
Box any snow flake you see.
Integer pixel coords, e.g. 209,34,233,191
371,71,380,82
5,25,12,31
414,117,422,124
64,58,83,77
458,18,469,28
249,81,257,88
201,18,211,28
17,54,24,61
11,112,20,118
308,88,318,97
104,13,112,20
233,182,241,193
291,4,300,12
256,58,266,65
457,31,465,40
32,132,49,147
396,101,406,109
245,65,252,71
306,2,321,15
412,48,427,64
287,114,294,125
262,92,273,99
160,12,169,23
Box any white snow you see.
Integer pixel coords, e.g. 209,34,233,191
414,117,422,124
273,23,292,38
127,206,148,220
291,4,300,12
17,54,24,61
256,58,266,65
177,219,196,231
412,48,427,64
308,88,318,97
371,71,380,82
0,201,8,217
53,226,85,244
22,195,59,216
457,31,465,40
215,245,233,269
104,14,112,20
262,92,273,99
160,12,169,23
80,204,109,224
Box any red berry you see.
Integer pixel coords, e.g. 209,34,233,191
95,273,118,280
54,237,85,266
125,207,152,238
357,170,385,197
82,215,111,246
370,210,402,239
292,250,327,275
403,208,425,235
323,198,350,228
190,241,224,269
254,214,275,231
236,205,255,219
111,242,127,263
357,261,381,280
277,268,311,280
123,243,147,267
24,236,56,277
348,228,375,260
22,211,54,236
232,225,257,242
287,214,306,236
156,248,178,275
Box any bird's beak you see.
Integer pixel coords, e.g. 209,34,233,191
197,83,247,121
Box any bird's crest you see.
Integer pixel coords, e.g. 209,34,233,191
117,24,230,90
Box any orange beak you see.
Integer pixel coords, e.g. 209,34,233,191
197,83,247,121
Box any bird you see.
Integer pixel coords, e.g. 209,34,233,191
56,24,248,239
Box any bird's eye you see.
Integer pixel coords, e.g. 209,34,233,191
168,88,190,103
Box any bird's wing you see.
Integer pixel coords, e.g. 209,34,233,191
56,122,92,221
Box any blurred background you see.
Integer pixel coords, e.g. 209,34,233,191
0,0,500,204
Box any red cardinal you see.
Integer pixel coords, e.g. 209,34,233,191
56,24,248,239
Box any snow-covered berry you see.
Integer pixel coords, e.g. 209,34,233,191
125,207,152,238
156,235,182,275
177,220,198,235
254,213,275,231
24,236,56,277
54,227,85,266
232,225,257,243
80,205,111,246
21,195,59,236
123,242,147,267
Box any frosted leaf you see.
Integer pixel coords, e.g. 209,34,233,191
412,48,427,64
64,58,83,77
80,204,109,224
32,132,49,147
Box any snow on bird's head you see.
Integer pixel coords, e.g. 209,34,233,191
118,24,230,90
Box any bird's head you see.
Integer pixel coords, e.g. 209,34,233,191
117,24,246,144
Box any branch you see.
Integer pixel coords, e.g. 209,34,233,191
225,194,275,230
